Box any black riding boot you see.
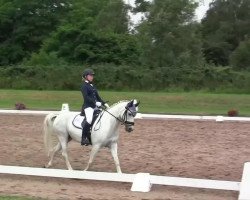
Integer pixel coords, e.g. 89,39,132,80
81,120,91,146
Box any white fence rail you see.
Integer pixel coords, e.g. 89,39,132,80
0,163,249,200
1,109,250,122
150,175,240,191
0,165,135,183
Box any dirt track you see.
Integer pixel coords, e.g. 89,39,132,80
0,114,250,200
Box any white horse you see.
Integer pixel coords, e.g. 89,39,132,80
43,99,140,173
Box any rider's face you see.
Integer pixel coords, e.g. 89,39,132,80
86,74,94,82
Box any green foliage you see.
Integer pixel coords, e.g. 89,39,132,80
135,0,203,70
230,38,250,70
42,28,140,65
23,51,67,66
0,65,82,90
95,0,130,34
27,0,139,65
0,0,71,65
201,0,250,66
133,0,151,13
0,0,249,92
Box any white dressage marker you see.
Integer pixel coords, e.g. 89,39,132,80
61,103,69,112
131,173,152,192
216,115,224,122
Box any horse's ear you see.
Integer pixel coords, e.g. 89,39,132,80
126,100,133,108
134,100,140,107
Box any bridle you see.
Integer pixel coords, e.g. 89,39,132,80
93,102,138,132
102,106,137,126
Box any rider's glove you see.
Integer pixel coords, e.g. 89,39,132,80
96,101,102,107
104,103,110,109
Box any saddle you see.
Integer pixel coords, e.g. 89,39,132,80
72,109,102,130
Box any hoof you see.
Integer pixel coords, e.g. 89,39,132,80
44,164,51,168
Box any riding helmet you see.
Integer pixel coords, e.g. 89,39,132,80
82,68,95,78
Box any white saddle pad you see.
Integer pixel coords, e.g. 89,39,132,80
72,114,84,129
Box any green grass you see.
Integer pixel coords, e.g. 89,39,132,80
1,89,250,116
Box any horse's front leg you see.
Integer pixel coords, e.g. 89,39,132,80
84,144,101,171
59,136,73,170
110,142,122,173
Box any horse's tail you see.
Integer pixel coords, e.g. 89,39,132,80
43,113,58,157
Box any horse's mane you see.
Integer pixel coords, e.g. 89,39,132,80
109,100,129,108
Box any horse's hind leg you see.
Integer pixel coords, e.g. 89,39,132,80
84,144,101,171
45,142,61,168
110,143,122,173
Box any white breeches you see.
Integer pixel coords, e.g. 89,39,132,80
84,107,94,124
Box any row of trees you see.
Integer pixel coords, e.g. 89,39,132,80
202,0,250,68
0,0,250,91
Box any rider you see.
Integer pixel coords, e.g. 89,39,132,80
80,68,109,146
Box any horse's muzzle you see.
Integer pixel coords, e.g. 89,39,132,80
125,125,134,132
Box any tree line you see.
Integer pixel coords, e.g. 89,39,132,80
0,0,250,92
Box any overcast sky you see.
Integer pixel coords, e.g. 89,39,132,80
125,0,213,24
195,0,212,21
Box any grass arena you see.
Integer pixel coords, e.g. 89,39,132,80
0,113,250,200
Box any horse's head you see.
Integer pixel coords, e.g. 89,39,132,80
123,99,140,132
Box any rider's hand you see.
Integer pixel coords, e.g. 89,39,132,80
104,103,110,109
96,101,102,107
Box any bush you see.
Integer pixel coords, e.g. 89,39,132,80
15,103,26,110
227,109,238,117
2,63,250,92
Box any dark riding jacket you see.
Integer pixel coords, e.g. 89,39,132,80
81,81,104,109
